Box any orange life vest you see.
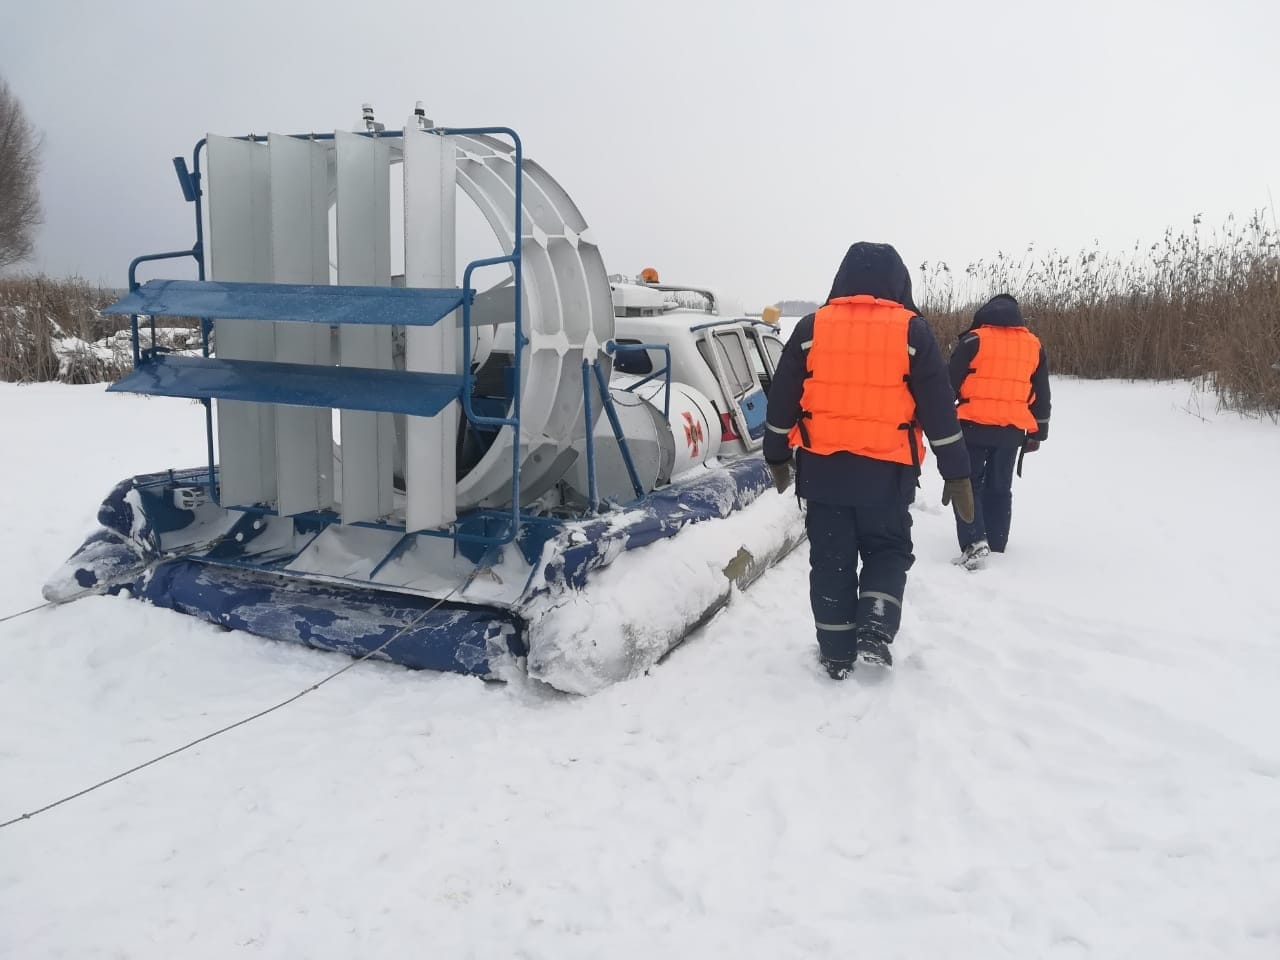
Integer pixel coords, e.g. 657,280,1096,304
788,295,924,467
956,325,1041,431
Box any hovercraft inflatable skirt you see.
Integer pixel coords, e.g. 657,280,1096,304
45,458,804,694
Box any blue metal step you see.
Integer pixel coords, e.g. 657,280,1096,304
107,354,463,416
103,279,470,327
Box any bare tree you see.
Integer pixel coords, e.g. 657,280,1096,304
0,77,42,269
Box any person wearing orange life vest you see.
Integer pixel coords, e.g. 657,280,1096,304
763,243,975,680
948,293,1052,570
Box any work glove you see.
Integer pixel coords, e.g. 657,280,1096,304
767,460,792,495
1023,438,1041,453
941,477,975,524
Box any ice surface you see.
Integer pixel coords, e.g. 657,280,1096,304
2,379,1279,958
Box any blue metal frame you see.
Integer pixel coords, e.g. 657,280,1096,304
117,126,528,547
125,250,201,363
123,247,214,492
606,339,672,419
578,358,645,508
581,361,598,509
433,125,525,547
593,360,644,500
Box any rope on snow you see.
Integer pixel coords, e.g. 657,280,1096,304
0,578,469,831
0,600,53,625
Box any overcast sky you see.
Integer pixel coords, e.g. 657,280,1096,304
3,0,1278,310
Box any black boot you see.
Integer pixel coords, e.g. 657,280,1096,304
855,631,893,668
819,655,854,680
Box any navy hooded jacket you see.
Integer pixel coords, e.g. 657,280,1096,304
948,294,1052,448
763,243,970,505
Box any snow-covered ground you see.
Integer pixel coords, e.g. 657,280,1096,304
1,379,1279,959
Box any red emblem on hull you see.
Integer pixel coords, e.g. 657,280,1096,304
682,411,705,457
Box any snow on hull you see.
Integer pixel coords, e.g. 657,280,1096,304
525,476,805,694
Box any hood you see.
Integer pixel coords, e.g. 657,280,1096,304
825,242,919,313
968,293,1026,331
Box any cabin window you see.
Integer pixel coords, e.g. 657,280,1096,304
612,338,654,375
763,336,782,369
746,337,769,378
745,333,774,394
714,332,757,396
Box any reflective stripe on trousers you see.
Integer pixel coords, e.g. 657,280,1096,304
805,499,914,662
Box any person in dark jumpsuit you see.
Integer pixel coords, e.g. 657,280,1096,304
763,242,974,679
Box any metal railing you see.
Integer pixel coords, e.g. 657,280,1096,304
607,340,672,418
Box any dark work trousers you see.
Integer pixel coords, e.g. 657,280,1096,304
805,500,915,664
955,442,1019,552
